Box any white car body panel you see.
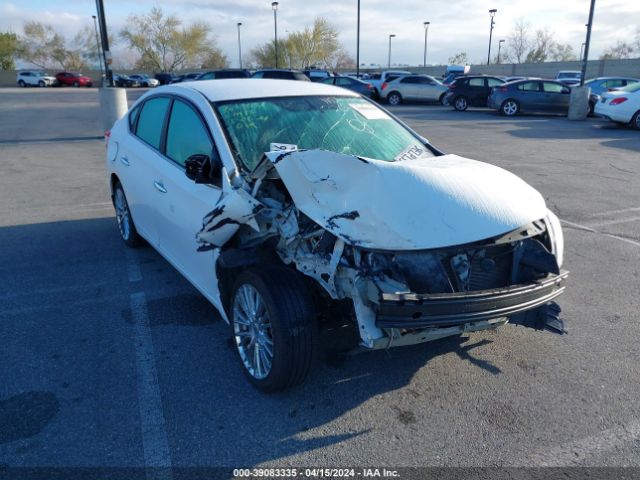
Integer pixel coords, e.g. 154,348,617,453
266,150,547,250
17,71,56,86
594,90,640,124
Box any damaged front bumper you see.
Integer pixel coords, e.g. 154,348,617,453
376,270,569,332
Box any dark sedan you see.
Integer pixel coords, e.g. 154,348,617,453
170,72,201,83
488,79,571,116
444,75,506,111
321,75,375,97
113,74,140,88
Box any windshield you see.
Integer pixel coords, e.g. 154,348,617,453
215,95,432,171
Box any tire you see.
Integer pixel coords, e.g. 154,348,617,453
631,111,640,131
18,80,26,88
38,80,45,87
501,99,520,116
230,266,318,392
387,92,402,106
588,101,595,117
112,182,143,248
453,96,469,111
439,93,447,105
73,81,79,88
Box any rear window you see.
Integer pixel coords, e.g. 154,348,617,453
135,97,170,150
620,82,640,92
518,81,539,92
217,71,249,79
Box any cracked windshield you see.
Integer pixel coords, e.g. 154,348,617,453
215,96,433,170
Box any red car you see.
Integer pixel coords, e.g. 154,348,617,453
55,72,93,87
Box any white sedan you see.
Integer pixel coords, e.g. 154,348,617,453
106,80,568,391
594,81,640,129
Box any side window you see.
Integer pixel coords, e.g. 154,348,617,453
487,78,503,87
165,100,213,168
253,71,264,78
400,76,419,84
200,72,215,80
469,78,484,87
518,82,539,92
135,97,171,150
336,77,352,86
543,82,564,93
129,104,141,132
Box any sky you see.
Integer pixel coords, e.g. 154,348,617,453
1,0,639,68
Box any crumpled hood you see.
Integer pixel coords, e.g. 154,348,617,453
267,150,547,250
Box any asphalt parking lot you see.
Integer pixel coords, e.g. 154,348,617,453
1,87,639,475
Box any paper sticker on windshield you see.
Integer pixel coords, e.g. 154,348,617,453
270,143,298,152
349,103,390,120
394,145,430,162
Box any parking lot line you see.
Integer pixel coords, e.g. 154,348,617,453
130,291,173,479
587,216,640,228
589,206,640,217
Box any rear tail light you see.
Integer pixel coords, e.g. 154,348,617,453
366,83,372,90
610,97,628,105
381,82,388,91
105,129,111,149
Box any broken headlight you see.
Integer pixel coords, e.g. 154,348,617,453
545,209,564,268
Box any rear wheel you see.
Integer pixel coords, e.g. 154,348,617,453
631,110,640,130
439,93,447,105
112,182,143,247
387,92,402,105
73,81,79,88
501,99,519,116
230,267,318,392
453,96,469,111
18,80,26,87
38,80,45,87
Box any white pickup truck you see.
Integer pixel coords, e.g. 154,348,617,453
368,70,411,98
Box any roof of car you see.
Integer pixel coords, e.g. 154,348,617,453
176,79,359,102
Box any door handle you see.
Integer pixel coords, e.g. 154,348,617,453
120,157,130,166
153,181,167,193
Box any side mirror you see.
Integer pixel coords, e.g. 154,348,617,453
185,154,220,185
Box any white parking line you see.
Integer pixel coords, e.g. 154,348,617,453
126,249,143,283
522,419,640,466
587,216,640,228
589,206,640,217
130,291,173,479
561,219,640,247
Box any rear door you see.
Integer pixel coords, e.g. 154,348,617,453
542,81,571,113
152,97,224,300
467,77,487,105
398,76,420,99
515,81,544,112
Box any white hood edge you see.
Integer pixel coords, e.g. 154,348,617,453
267,150,547,250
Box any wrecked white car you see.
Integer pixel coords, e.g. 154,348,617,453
106,79,568,392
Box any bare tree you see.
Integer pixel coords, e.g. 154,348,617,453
447,52,468,65
505,19,531,64
549,43,576,61
524,29,554,63
120,7,225,72
599,40,635,60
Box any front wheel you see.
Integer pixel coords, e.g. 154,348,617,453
38,80,45,87
439,93,447,105
230,267,318,392
18,80,26,87
73,81,79,88
631,110,640,131
501,99,519,116
454,96,469,111
387,92,402,105
113,182,143,247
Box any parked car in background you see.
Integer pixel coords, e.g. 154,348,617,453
171,72,201,83
488,79,571,116
442,65,470,85
584,77,639,96
304,69,334,82
321,75,375,97
380,74,447,105
594,81,640,129
106,79,568,392
128,74,159,87
113,74,141,88
251,69,310,81
556,71,582,86
344,72,371,80
155,73,175,85
55,72,93,87
196,69,251,80
444,75,506,111
503,76,529,83
368,70,411,98
16,70,57,87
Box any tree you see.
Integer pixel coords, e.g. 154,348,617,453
599,41,634,60
249,17,343,69
524,29,554,63
447,52,468,65
120,7,225,72
200,49,228,69
0,32,18,70
505,19,531,64
17,21,87,70
549,43,576,61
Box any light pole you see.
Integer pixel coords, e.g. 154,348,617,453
497,39,505,64
580,1,596,86
487,9,497,65
237,22,243,69
356,0,361,77
271,2,279,68
91,15,103,79
388,34,396,68
423,22,430,67
580,42,586,60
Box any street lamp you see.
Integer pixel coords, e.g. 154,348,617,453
487,9,497,65
237,22,243,69
497,39,505,64
423,22,430,67
388,34,396,68
91,15,103,79
271,2,279,68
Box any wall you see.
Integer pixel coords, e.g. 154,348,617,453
1,58,639,87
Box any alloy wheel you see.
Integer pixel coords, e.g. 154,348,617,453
114,188,131,241
503,100,518,116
